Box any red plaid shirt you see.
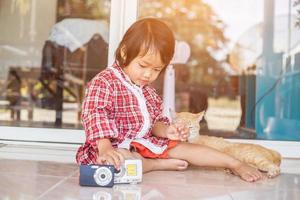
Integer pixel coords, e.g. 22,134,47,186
76,64,170,164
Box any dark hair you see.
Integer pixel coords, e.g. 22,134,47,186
115,18,175,68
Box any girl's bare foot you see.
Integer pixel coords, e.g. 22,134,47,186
230,161,263,182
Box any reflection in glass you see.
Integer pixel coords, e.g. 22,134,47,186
139,0,245,138
256,0,300,140
0,0,110,128
139,0,300,141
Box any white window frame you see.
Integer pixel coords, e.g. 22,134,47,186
108,0,138,65
0,0,299,159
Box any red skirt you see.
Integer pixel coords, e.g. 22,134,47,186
130,140,178,159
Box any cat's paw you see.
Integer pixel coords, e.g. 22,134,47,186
224,168,232,174
267,166,280,178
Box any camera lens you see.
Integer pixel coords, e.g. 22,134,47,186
93,167,113,186
114,165,125,177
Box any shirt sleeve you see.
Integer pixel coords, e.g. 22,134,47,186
148,87,170,125
81,76,118,148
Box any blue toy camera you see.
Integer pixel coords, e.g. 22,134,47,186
79,159,143,187
79,164,115,187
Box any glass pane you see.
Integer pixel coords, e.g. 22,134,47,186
0,0,110,129
138,0,300,141
255,0,300,140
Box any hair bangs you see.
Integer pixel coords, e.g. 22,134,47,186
115,18,175,68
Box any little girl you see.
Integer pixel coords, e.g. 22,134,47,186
76,18,262,182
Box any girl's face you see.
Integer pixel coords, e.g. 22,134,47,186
123,50,165,87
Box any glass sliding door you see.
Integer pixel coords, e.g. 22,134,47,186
0,0,138,144
138,0,300,142
0,0,110,129
1,0,299,150
255,0,300,141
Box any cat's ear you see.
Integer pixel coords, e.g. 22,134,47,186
196,111,205,122
169,109,177,120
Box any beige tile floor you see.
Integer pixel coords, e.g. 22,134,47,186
0,145,299,200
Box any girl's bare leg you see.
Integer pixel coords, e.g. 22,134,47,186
116,149,188,173
168,143,263,182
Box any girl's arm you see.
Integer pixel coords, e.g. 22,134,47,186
149,88,188,140
152,121,169,138
97,138,114,155
152,121,189,141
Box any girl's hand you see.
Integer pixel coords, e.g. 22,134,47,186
96,148,124,170
166,123,189,141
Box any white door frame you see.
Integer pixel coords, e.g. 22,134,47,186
0,0,299,159
108,0,138,65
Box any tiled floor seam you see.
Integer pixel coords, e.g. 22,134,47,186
35,169,78,200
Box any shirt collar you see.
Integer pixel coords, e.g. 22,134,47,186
112,61,147,89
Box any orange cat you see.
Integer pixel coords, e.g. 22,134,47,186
171,111,281,178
